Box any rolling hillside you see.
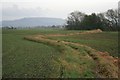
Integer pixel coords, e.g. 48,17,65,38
1,17,65,27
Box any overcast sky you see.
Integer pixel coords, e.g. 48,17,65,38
0,0,119,21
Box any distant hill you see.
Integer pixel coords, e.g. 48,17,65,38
1,17,66,27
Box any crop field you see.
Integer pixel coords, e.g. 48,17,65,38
2,28,118,78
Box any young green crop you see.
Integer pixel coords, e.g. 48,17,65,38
2,29,118,78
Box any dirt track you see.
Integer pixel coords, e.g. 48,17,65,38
24,29,118,78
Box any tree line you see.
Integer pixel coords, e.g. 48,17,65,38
66,9,119,31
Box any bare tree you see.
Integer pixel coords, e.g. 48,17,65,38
97,9,118,31
118,2,120,29
66,11,86,29
106,9,118,30
97,13,113,30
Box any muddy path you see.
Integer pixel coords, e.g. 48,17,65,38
24,29,118,78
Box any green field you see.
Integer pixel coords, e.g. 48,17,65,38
48,32,118,57
2,28,118,78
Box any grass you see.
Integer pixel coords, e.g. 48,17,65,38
48,32,118,57
2,28,84,78
3,28,84,35
2,28,118,78
24,35,96,78
2,29,62,78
